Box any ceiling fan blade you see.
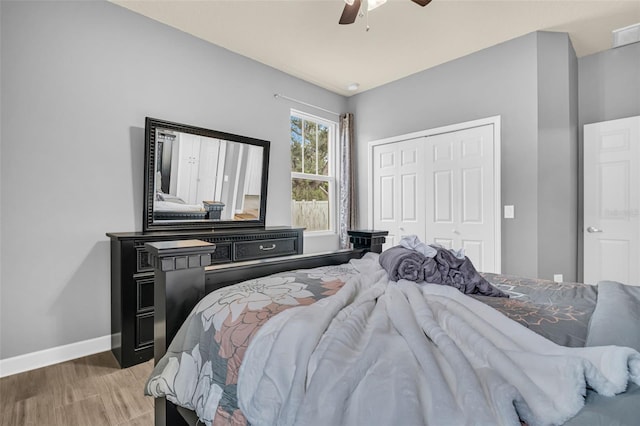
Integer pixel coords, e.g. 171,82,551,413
411,0,432,6
339,0,362,25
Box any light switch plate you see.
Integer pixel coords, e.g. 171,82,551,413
504,205,515,219
553,274,563,283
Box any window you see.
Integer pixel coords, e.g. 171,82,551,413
290,111,337,232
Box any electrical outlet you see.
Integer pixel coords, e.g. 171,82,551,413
553,274,563,283
504,205,515,219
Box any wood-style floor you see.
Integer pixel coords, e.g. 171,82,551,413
0,352,154,426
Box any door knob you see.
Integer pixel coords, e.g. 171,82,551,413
586,226,603,233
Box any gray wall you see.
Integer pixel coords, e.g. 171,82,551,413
0,0,346,360
536,32,579,281
579,42,640,126
577,42,640,281
347,31,579,280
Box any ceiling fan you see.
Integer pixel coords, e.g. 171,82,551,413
339,0,432,25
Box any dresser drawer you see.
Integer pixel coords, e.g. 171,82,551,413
209,242,232,264
234,238,298,261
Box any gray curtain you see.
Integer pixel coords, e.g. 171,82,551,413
339,113,357,249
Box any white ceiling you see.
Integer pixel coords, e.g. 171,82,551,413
112,0,640,96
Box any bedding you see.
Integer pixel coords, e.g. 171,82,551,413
146,253,640,426
146,261,362,425
153,198,207,220
157,192,187,203
378,245,427,281
379,243,508,298
154,200,205,212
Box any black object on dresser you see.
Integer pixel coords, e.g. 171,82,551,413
106,227,304,368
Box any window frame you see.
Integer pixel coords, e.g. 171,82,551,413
290,109,338,235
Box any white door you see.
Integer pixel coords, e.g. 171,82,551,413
426,124,497,272
174,133,201,204
584,116,640,286
196,138,222,202
372,137,426,249
371,119,499,273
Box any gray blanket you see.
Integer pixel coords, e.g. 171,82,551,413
378,246,425,282
379,245,507,297
430,246,508,297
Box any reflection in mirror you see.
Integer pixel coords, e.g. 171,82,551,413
154,129,264,222
143,118,270,231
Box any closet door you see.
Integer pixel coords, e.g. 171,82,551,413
371,120,499,272
426,124,496,272
174,133,201,204
372,137,426,249
196,138,222,203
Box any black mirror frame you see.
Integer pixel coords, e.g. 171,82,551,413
143,117,270,232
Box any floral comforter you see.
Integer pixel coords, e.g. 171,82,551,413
145,259,601,426
145,262,361,425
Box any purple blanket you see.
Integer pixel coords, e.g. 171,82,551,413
378,246,426,282
430,247,507,297
379,245,507,298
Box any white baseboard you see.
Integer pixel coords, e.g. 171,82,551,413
0,335,111,378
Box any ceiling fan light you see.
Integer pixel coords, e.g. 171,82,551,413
367,0,387,11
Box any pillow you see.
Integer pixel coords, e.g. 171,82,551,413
586,280,640,352
157,193,186,204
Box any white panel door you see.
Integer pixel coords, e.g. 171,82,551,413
425,124,497,272
372,138,426,249
196,138,221,202
174,133,201,204
584,116,640,286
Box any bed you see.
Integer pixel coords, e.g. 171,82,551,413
144,234,640,426
153,194,208,220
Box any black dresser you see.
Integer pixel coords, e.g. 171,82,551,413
106,227,304,368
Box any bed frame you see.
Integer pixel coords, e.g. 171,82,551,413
145,229,388,426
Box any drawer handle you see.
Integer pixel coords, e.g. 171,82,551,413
259,244,276,251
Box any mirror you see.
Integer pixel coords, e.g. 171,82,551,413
143,117,270,231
